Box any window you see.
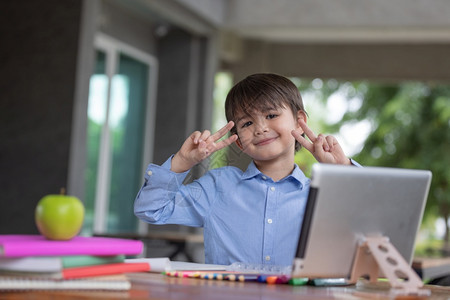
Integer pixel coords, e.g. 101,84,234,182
83,34,157,235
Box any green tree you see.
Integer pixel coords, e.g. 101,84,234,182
293,79,450,253
337,82,450,253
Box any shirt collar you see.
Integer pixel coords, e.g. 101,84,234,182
241,161,309,188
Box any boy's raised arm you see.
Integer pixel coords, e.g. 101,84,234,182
171,121,238,173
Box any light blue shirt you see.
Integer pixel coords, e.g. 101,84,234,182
134,156,310,266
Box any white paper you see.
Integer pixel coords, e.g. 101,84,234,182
125,257,171,273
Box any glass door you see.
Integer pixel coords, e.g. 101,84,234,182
84,34,157,235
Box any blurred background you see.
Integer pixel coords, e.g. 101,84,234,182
1,0,449,263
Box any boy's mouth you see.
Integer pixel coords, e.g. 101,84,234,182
255,137,277,146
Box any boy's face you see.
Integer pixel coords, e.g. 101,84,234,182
234,105,306,163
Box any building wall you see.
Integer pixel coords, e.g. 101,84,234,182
0,0,84,234
98,0,157,56
0,0,215,242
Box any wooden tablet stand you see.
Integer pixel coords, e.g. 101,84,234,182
349,236,430,296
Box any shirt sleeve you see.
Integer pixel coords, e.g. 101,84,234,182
350,158,362,167
133,156,209,227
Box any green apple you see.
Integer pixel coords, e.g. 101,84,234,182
35,189,85,240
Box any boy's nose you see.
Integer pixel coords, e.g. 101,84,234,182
254,120,269,135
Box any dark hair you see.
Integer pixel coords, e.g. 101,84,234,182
225,73,306,151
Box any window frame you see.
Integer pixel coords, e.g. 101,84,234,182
90,33,158,235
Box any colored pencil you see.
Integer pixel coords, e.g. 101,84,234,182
165,270,291,283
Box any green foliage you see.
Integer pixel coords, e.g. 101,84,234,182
351,83,450,227
294,147,317,178
292,79,450,251
331,82,450,251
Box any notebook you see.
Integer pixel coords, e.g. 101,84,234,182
0,274,131,291
0,255,125,272
292,163,432,279
0,235,143,257
125,257,227,272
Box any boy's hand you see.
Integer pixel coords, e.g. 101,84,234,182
171,121,238,173
291,119,351,165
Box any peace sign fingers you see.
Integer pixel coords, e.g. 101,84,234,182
292,119,319,153
172,122,238,173
202,121,237,154
208,121,236,143
298,119,317,143
292,119,350,165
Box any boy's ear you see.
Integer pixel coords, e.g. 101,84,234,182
296,110,307,129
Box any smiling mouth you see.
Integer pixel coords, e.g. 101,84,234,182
255,137,277,146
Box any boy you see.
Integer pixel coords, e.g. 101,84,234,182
134,73,357,266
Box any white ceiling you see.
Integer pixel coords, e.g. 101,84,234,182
106,0,450,81
167,0,450,43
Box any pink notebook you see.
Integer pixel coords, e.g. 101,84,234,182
0,235,143,257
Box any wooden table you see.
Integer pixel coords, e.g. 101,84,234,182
413,257,450,283
2,272,450,300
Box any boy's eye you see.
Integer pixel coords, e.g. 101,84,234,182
267,114,277,119
241,121,252,128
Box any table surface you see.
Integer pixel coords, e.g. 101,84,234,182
2,272,450,300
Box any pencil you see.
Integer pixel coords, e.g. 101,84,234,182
257,275,290,284
226,274,259,282
165,270,290,284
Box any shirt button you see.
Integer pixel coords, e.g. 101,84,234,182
262,176,267,180
147,171,153,176
265,256,271,261
270,187,275,191
267,219,273,224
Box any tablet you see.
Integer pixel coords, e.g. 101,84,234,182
292,164,432,279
